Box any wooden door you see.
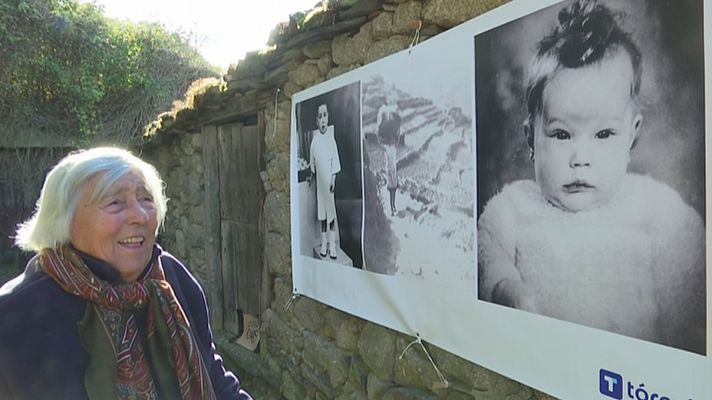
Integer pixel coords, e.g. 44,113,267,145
203,121,264,336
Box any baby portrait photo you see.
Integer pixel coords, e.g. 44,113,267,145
294,82,364,269
475,0,706,354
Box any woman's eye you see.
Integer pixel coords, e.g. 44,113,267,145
102,199,123,211
550,130,570,140
595,129,614,139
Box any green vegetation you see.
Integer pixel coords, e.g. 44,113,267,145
0,0,219,145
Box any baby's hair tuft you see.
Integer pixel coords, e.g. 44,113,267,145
524,0,642,150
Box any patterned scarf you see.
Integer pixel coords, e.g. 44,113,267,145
39,245,216,400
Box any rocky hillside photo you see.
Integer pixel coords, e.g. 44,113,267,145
362,74,475,281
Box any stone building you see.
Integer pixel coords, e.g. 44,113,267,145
142,1,557,398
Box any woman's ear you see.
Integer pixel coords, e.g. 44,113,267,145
523,121,534,158
630,113,643,149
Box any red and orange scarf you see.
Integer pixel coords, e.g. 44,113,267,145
39,245,216,400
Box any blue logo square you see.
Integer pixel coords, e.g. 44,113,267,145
599,369,623,399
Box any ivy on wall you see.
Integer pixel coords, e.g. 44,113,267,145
0,0,218,145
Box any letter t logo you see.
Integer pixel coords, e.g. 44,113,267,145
599,369,623,399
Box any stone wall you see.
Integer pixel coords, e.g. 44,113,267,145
142,133,210,285
144,1,557,399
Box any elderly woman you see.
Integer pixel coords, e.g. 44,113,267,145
0,148,252,399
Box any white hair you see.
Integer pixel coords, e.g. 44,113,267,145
15,147,167,252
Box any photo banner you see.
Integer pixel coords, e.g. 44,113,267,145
290,1,712,398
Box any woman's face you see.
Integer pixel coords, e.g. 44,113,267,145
70,171,158,282
533,50,642,212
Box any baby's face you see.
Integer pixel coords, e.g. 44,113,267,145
533,50,642,212
317,104,329,134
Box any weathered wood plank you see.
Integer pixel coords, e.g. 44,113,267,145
218,123,243,335
217,124,234,221
235,222,260,316
233,124,247,223
258,111,271,316
220,220,240,335
201,125,223,332
233,124,263,317
235,125,261,225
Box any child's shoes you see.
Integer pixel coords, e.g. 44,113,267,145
329,231,337,260
319,232,328,257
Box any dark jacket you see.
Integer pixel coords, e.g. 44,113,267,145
0,246,252,400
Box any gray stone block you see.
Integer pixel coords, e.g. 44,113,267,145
358,323,396,381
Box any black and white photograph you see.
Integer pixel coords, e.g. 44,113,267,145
291,1,712,397
361,49,476,278
294,82,363,268
475,0,706,354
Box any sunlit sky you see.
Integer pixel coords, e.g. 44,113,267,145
80,0,320,71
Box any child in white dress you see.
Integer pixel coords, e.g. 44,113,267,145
310,104,341,259
477,0,705,354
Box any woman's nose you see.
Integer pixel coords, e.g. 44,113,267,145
127,201,149,224
569,141,592,168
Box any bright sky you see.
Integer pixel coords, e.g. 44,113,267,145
80,0,320,71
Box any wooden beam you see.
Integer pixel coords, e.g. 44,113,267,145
258,111,271,317
202,125,224,332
